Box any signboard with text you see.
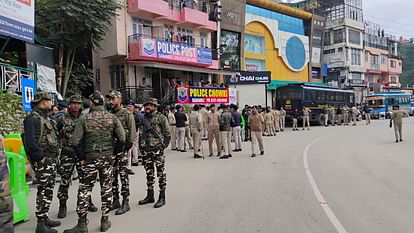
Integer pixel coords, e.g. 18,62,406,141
177,86,229,105
21,78,36,112
228,71,271,85
0,0,35,43
138,38,212,65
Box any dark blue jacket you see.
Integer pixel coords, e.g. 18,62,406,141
231,111,242,127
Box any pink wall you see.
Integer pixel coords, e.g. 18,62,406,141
388,58,402,75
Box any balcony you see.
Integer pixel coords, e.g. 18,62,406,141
128,0,216,31
117,86,153,104
0,63,36,93
128,35,218,69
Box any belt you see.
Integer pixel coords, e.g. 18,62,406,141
170,124,176,126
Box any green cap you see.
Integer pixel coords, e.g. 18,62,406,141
32,92,52,103
106,90,122,98
68,95,83,103
143,98,160,107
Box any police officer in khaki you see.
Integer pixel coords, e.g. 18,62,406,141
168,106,177,150
207,104,221,157
390,105,408,143
273,108,281,132
302,106,311,130
189,105,203,159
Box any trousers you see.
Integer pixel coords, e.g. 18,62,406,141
303,116,310,129
220,131,232,156
169,125,177,149
208,129,220,154
232,126,242,150
112,152,129,199
394,123,403,140
292,118,298,130
176,127,186,151
191,128,202,154
142,150,166,191
251,131,264,155
57,147,79,201
33,156,57,220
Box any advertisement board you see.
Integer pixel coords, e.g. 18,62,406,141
21,78,35,112
0,0,35,43
138,38,212,65
228,71,271,85
177,86,229,105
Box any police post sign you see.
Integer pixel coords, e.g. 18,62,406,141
177,86,229,105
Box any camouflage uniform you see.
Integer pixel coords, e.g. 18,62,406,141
65,91,126,233
0,136,13,233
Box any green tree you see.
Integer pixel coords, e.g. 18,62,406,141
400,43,414,87
35,0,122,97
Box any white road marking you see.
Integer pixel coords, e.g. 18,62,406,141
303,133,348,233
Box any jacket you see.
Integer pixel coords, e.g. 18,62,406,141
139,111,171,152
112,106,136,145
207,111,220,130
174,112,187,128
231,111,242,127
249,113,264,132
219,110,233,131
189,111,203,130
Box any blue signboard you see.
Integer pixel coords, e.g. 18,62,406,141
197,48,213,65
21,78,36,112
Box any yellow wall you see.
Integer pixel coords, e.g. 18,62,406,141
244,21,308,82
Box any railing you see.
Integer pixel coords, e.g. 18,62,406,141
117,86,153,104
370,63,380,71
160,86,177,106
164,0,210,13
0,62,36,93
128,34,210,49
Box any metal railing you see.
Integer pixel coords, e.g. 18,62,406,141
0,62,36,93
117,86,153,104
163,0,210,13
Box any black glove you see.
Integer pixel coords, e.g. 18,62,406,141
124,142,133,151
162,136,171,150
113,141,125,155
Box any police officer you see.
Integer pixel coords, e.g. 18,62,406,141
23,92,61,233
56,95,98,219
390,105,408,143
138,98,171,208
302,106,311,130
106,90,136,215
168,106,177,151
0,135,13,233
64,91,125,233
189,105,203,159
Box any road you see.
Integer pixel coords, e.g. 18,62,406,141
15,118,414,233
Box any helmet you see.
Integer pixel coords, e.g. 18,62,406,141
89,91,105,105
68,95,83,104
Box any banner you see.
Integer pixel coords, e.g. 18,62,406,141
177,86,229,105
21,78,36,112
36,64,57,93
228,71,271,85
0,0,35,43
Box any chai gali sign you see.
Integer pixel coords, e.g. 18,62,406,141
229,71,271,84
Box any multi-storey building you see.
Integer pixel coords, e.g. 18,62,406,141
93,0,220,104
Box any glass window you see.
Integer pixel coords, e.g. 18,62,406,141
334,29,345,43
351,49,361,65
200,32,208,48
244,34,265,54
110,65,125,89
365,51,369,62
327,92,335,101
371,55,379,65
245,59,265,71
391,60,397,68
324,31,331,45
317,91,327,101
348,29,360,44
381,55,387,65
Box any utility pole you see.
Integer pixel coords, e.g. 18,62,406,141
216,0,222,62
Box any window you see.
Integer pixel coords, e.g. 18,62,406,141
391,60,397,68
351,73,362,80
338,47,343,52
110,65,125,89
351,49,361,65
334,29,345,43
164,24,174,41
245,59,265,71
324,31,331,45
391,76,397,83
348,29,360,45
371,55,379,65
244,34,265,54
200,32,208,48
365,51,369,62
177,27,194,45
132,18,152,38
381,55,387,65
324,49,336,54
317,91,327,101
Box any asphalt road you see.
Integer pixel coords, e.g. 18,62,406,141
15,118,414,233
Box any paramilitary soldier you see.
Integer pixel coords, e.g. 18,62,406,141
64,91,126,233
138,98,171,208
23,92,61,233
0,135,13,233
106,90,136,215
55,95,98,219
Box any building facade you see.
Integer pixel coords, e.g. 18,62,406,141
93,0,220,104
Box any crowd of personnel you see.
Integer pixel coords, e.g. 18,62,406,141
0,90,409,233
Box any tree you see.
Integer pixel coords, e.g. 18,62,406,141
35,0,122,97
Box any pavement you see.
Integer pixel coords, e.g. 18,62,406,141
15,118,414,233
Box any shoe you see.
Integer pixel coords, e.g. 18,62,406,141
138,190,155,205
209,153,213,157
180,150,187,152
232,149,238,152
219,155,229,159
111,198,120,211
228,154,232,158
302,128,305,130
194,154,203,159
216,153,221,157
128,169,135,175
100,216,111,232
45,218,61,228
260,151,264,155
400,139,403,142
198,149,201,152
396,140,399,143
63,217,88,233
238,149,242,152
115,198,130,215
36,220,58,233
154,191,166,208
58,200,67,219
88,199,98,212
131,162,139,167
251,154,256,158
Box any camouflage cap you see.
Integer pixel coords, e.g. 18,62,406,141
106,90,122,98
68,95,83,103
89,91,105,105
32,91,52,103
143,98,159,107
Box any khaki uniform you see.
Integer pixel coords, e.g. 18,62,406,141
168,112,177,150
391,110,408,141
342,106,350,125
329,107,336,125
351,107,358,126
207,111,221,155
280,109,286,131
200,108,209,140
303,107,311,130
264,112,274,136
189,111,203,154
185,113,193,150
249,113,264,155
273,110,281,132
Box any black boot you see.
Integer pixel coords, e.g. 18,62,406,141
58,200,67,218
100,216,111,232
36,220,57,233
115,198,130,215
63,217,88,233
138,190,155,205
154,191,166,208
88,198,98,212
45,218,61,228
111,197,120,210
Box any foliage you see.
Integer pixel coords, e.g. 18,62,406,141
35,0,122,97
399,43,414,87
66,63,94,97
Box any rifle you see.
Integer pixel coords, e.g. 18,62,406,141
139,114,166,149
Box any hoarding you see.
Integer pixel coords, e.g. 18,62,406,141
177,86,229,105
228,71,271,85
0,0,35,43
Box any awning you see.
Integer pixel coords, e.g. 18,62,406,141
128,61,237,76
267,80,327,90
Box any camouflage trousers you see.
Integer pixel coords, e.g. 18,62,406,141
77,155,113,217
33,156,58,220
0,196,13,233
142,150,166,191
112,152,129,199
57,148,79,201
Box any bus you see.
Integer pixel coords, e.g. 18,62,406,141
366,93,412,119
275,83,355,125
